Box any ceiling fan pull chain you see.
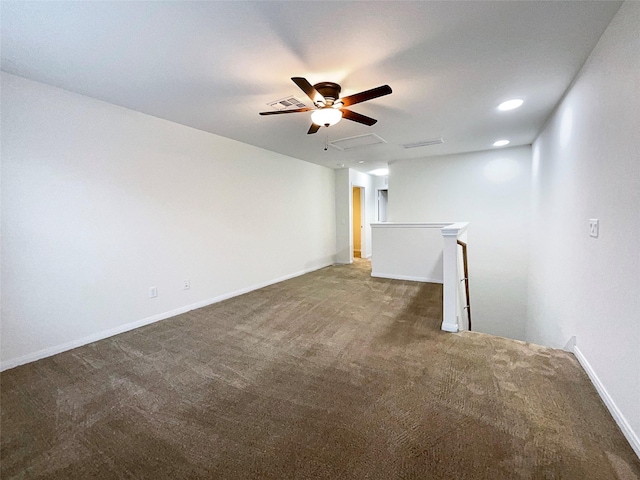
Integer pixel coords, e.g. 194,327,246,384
324,129,329,151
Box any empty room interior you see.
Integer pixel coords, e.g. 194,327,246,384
1,1,639,479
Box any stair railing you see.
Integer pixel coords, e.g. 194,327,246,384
457,240,471,331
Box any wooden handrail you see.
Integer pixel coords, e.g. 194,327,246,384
457,240,471,331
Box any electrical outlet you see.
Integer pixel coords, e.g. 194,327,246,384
183,279,190,290
149,286,158,298
589,219,599,238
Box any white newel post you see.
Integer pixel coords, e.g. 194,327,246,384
441,223,468,332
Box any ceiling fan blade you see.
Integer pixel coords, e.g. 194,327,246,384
291,77,325,105
259,107,314,115
307,123,321,135
340,85,392,107
340,109,377,126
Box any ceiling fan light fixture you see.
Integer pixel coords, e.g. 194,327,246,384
311,107,342,127
260,78,391,134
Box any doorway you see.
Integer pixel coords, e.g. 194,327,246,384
352,186,364,258
377,189,388,222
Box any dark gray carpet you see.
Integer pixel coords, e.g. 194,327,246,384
2,260,639,479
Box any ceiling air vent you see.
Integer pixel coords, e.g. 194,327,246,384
329,133,387,151
267,96,308,110
403,137,444,149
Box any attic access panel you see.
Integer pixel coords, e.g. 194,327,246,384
329,133,387,151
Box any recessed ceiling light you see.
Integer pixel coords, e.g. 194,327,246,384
493,140,510,147
369,168,389,176
358,161,365,164
497,99,524,111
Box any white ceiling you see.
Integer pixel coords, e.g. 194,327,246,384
1,1,622,174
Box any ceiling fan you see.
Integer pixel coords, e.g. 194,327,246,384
260,77,392,134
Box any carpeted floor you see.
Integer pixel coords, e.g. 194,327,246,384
1,260,639,479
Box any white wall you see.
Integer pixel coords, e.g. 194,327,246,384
1,73,336,369
334,169,351,264
370,224,447,283
528,1,639,456
389,146,532,340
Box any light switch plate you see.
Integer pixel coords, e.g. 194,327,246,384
589,219,599,238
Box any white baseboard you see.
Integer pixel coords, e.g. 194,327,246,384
0,262,332,372
563,335,577,352
371,272,443,284
573,346,640,459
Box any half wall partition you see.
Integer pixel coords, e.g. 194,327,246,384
370,222,470,332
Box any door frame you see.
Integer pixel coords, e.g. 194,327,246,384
351,184,366,262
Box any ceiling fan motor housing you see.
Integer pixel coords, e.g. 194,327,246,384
314,82,341,105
